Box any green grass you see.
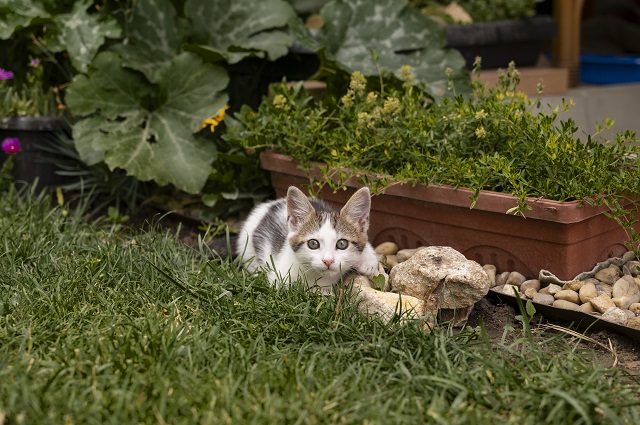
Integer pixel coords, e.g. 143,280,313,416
1,184,639,424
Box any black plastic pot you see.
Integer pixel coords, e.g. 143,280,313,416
0,116,71,190
446,15,556,69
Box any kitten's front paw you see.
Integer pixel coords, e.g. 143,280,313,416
357,248,380,278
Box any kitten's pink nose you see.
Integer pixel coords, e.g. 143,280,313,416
323,259,334,268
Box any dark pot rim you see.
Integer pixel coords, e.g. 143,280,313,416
0,116,70,132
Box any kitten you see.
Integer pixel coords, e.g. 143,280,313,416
236,186,380,293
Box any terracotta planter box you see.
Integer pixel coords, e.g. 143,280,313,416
260,151,638,280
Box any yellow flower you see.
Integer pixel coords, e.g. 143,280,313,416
475,126,487,138
400,64,414,83
382,97,400,116
366,92,378,105
349,71,366,96
475,109,487,119
202,105,230,132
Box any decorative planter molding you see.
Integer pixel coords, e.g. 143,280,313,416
260,150,638,280
0,116,71,190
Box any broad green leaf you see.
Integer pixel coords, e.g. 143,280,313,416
0,0,50,39
52,0,120,72
185,0,296,64
315,0,469,98
112,0,183,82
67,52,229,193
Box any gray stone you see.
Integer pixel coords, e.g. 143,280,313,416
612,276,640,308
594,266,621,284
520,279,541,293
554,289,580,304
562,280,584,291
389,246,491,310
546,283,562,295
385,254,399,268
578,281,597,304
595,283,613,297
483,264,497,287
375,242,398,256
532,293,555,306
625,260,640,277
627,316,640,329
496,272,511,286
524,288,537,299
578,302,595,314
590,294,616,314
506,271,527,287
553,299,580,311
501,284,521,297
396,248,422,263
602,307,628,325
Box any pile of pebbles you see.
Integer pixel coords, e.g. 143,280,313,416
374,242,640,330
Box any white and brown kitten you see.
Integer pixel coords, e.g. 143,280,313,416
236,186,379,293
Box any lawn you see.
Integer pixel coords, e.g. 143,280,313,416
1,185,639,424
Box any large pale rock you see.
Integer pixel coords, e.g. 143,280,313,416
352,276,425,323
389,246,491,311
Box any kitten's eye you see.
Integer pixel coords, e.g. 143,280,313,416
336,239,349,250
307,239,320,250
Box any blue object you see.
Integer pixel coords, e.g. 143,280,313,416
580,54,640,84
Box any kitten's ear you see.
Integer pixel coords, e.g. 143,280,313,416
340,187,371,233
286,186,313,232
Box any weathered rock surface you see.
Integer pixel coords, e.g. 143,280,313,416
389,246,491,311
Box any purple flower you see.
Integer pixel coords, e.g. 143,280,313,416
29,58,39,68
1,138,21,154
0,68,14,80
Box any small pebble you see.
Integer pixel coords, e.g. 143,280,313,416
397,248,422,263
595,283,613,297
375,242,398,256
613,295,638,311
625,260,640,276
629,303,640,315
532,293,554,306
483,264,497,287
578,281,597,304
595,266,621,285
546,284,562,295
562,280,584,291
385,254,399,268
554,289,580,304
502,284,520,297
524,288,537,299
520,279,541,293
627,316,640,329
506,271,526,287
590,294,616,314
553,299,580,311
496,272,510,286
578,302,595,314
602,307,628,325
